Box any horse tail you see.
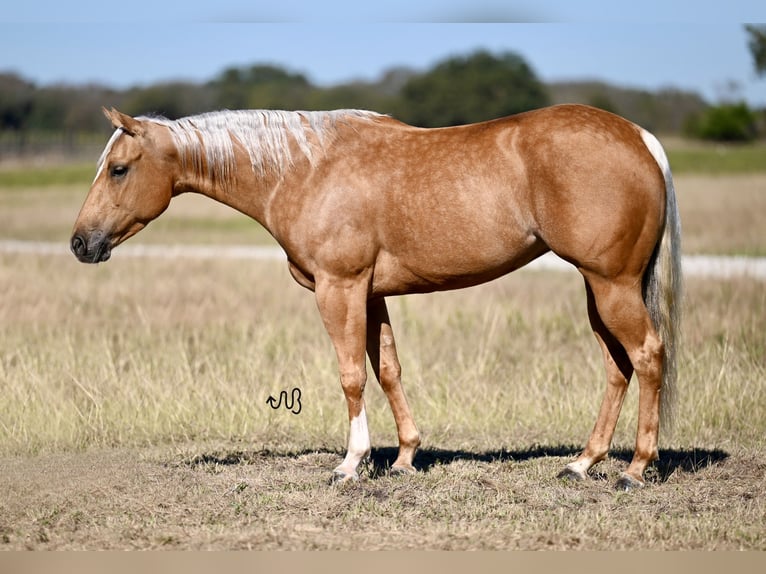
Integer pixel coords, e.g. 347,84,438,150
640,129,683,433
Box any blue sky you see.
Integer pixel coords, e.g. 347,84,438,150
2,1,765,106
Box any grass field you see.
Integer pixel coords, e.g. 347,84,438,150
0,141,765,549
663,139,766,175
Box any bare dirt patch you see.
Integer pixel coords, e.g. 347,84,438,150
0,442,762,550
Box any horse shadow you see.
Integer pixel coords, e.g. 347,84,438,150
368,445,729,482
182,443,729,484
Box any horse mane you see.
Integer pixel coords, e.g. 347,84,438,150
142,109,383,185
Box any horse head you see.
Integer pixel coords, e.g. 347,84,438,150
70,108,176,263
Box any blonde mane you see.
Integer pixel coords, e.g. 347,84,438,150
149,109,381,185
97,109,382,187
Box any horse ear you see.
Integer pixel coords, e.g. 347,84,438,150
102,107,145,137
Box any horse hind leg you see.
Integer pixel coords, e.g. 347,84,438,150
559,279,633,481
568,273,664,490
366,298,421,474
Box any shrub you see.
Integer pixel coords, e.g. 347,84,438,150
687,102,759,142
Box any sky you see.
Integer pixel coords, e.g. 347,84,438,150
1,1,765,107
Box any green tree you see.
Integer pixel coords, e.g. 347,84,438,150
687,102,758,142
304,83,396,112
745,24,766,76
586,92,619,115
396,50,549,127
0,73,34,131
122,82,214,119
211,64,312,110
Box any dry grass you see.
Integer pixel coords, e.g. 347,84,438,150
676,174,766,256
0,254,593,455
0,250,764,549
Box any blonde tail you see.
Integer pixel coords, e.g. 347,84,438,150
640,129,683,432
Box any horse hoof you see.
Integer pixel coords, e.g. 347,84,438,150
614,473,644,491
330,469,359,485
390,464,417,476
557,466,586,482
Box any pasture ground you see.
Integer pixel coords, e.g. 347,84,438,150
0,162,765,550
0,439,763,550
0,255,763,550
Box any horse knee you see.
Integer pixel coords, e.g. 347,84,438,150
339,366,367,397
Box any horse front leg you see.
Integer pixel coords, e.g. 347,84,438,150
315,273,372,483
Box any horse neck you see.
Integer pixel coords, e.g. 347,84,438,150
172,143,309,233
163,109,372,236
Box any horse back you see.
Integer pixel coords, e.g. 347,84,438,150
278,105,666,294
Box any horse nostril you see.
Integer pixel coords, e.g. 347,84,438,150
71,234,86,258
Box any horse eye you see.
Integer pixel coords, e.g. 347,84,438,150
110,165,128,178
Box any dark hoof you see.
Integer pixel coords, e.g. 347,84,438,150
557,467,586,482
329,469,359,485
614,473,644,491
389,464,417,477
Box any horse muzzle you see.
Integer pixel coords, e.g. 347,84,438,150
70,230,112,264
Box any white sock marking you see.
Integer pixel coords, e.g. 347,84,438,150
339,406,370,474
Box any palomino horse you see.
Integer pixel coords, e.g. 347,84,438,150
71,104,682,490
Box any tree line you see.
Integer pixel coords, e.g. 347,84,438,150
1,48,763,160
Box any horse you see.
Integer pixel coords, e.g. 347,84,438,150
71,104,682,490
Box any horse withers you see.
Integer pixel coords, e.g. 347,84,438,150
71,104,682,490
